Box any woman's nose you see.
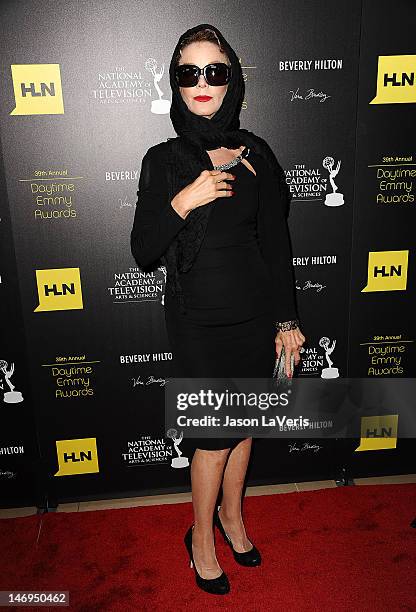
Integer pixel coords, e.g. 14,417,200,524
196,73,208,86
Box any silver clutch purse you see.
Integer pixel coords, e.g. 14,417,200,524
272,345,295,387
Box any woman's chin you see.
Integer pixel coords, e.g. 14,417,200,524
187,104,219,119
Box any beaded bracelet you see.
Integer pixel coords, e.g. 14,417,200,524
275,319,299,332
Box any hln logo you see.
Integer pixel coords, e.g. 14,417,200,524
44,282,76,297
55,438,99,476
373,264,402,278
370,55,416,104
34,268,83,312
356,415,398,452
383,72,414,87
10,63,64,115
365,426,393,438
362,250,408,292
21,81,56,97
64,450,92,463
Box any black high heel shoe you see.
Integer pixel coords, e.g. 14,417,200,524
214,505,261,567
184,525,230,595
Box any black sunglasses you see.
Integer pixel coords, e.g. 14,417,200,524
174,62,232,87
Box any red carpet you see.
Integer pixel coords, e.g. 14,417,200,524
0,483,415,611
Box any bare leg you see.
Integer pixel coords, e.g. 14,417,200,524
190,447,231,579
218,437,253,553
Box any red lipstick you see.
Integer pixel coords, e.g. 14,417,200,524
194,95,212,102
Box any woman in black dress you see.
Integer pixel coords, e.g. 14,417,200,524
131,24,305,595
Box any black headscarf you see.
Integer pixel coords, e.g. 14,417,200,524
163,23,286,314
169,23,245,151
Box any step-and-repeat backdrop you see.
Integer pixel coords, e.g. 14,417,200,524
0,0,414,507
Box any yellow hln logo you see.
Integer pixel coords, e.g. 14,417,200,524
355,415,398,451
55,438,99,476
10,63,64,115
370,55,416,104
34,267,83,312
362,250,408,292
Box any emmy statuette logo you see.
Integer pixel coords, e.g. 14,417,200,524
319,336,339,378
145,58,171,115
0,360,24,403
322,156,344,207
166,428,189,468
158,265,167,305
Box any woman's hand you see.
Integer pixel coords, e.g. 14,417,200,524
275,327,306,377
171,169,236,218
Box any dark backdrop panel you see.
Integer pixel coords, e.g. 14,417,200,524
0,135,42,508
347,0,416,477
0,0,413,505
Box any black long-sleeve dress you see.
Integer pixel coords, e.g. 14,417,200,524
131,142,298,453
